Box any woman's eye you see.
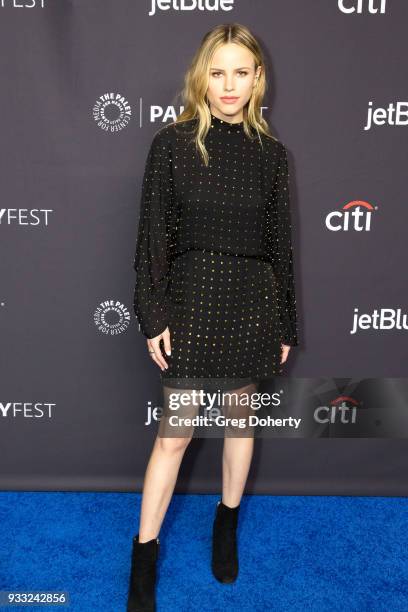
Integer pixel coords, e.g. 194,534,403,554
211,71,248,78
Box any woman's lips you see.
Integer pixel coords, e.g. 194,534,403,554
220,97,239,104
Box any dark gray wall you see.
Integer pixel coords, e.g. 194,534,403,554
1,0,407,494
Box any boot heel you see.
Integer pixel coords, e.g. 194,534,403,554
127,533,160,611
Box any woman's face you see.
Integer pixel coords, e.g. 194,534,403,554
206,42,261,123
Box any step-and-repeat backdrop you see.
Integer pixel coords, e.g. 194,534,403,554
1,0,407,494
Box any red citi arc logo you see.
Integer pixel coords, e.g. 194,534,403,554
315,395,361,425
325,200,377,232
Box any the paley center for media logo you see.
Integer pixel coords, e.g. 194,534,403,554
93,92,132,132
94,300,131,335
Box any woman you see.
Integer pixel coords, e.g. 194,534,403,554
128,22,299,612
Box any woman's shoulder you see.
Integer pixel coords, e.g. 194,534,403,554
258,129,290,169
151,117,197,145
146,119,196,160
258,128,286,153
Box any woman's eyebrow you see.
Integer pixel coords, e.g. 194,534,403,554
210,67,252,71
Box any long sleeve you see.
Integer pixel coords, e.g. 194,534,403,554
133,129,174,339
266,142,299,346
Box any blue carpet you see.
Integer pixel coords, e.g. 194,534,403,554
0,492,407,611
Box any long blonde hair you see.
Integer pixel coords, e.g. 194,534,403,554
171,23,276,166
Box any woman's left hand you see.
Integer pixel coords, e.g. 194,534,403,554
280,343,291,364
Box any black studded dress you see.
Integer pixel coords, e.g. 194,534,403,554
133,113,299,395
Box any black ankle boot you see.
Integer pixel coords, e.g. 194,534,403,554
211,499,240,583
127,533,160,612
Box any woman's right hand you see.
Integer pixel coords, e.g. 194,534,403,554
147,327,171,371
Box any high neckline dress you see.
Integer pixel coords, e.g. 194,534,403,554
133,111,299,393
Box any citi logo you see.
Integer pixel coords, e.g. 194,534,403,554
350,308,408,334
325,200,377,232
338,0,386,13
148,0,234,16
315,396,360,424
364,101,408,131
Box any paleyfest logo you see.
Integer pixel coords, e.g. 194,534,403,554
94,300,131,335
93,93,132,132
0,1,46,7
325,200,377,232
147,104,268,124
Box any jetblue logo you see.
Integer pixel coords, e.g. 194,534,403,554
350,308,408,335
148,0,234,17
365,101,408,131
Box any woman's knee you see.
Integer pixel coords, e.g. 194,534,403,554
156,434,192,453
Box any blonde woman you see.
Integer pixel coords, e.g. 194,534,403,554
128,22,299,611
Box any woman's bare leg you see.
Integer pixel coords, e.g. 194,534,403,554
221,437,254,507
221,382,257,507
137,385,199,542
137,434,191,542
